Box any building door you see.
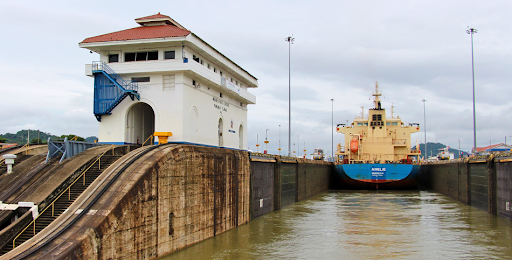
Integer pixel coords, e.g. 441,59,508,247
218,118,223,147
126,103,155,144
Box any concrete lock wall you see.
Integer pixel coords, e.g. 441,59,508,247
423,158,512,221
296,159,331,202
250,155,332,219
63,146,332,259
75,145,251,259
250,161,274,219
497,161,512,220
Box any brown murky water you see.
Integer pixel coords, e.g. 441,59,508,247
161,191,512,259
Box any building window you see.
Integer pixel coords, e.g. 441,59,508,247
220,93,223,98
125,53,136,62
220,71,223,76
193,55,200,63
214,68,217,73
108,54,119,63
164,51,175,59
132,77,150,82
125,51,158,62
192,80,196,86
148,51,158,60
207,63,210,69
231,78,233,83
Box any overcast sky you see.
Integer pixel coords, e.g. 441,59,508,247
2,1,511,155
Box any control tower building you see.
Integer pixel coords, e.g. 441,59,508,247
79,13,257,149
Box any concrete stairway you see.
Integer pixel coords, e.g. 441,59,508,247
0,154,122,255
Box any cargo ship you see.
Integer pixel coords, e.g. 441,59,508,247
334,83,421,189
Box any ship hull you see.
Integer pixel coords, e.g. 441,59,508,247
334,163,420,190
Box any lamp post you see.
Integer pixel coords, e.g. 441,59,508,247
256,134,259,153
331,98,334,159
278,125,281,155
422,99,427,159
458,139,461,158
297,135,300,158
467,27,477,154
265,129,270,153
285,36,295,157
505,136,512,150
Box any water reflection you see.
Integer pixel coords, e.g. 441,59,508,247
161,191,512,259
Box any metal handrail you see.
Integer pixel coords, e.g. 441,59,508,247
92,61,138,91
12,144,116,249
0,143,30,165
142,135,154,147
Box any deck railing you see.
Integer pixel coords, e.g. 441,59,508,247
12,144,116,249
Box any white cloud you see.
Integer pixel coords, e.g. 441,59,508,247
1,0,511,152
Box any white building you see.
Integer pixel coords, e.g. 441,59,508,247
79,13,257,149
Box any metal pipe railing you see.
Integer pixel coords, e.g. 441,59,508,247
142,135,154,147
0,143,30,165
12,144,116,249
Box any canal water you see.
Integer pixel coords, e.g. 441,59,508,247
162,190,512,259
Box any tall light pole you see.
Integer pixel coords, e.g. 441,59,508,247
422,99,427,159
285,36,295,156
331,98,335,159
467,27,477,154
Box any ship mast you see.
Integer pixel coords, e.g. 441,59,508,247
373,82,382,110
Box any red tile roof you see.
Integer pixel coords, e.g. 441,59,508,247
80,24,191,43
135,13,170,21
474,143,504,153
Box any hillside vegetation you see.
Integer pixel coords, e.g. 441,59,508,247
413,142,468,159
0,130,97,144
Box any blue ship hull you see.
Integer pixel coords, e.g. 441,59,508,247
334,163,420,189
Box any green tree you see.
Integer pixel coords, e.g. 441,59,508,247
60,135,85,142
30,138,47,144
0,137,6,143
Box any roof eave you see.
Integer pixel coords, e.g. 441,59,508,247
79,36,188,49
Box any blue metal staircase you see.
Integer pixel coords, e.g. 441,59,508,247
92,61,140,121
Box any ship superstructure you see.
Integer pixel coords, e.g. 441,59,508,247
336,83,421,164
